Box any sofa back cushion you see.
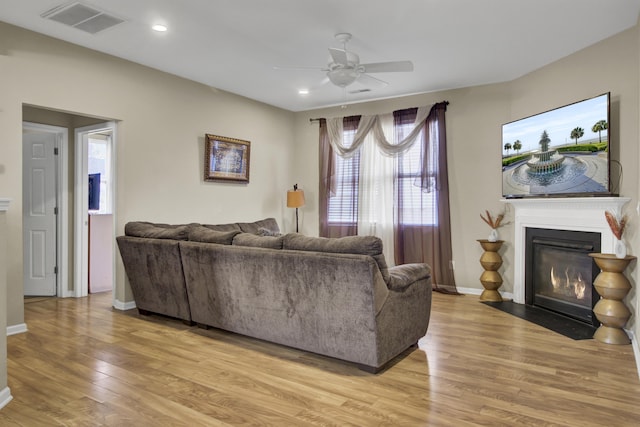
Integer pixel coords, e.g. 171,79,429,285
237,218,280,235
188,225,240,245
124,222,190,240
232,232,284,249
283,234,391,283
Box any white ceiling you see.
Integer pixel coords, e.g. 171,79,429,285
1,0,639,112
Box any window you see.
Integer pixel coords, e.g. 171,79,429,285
397,123,438,226
327,118,437,227
327,125,359,225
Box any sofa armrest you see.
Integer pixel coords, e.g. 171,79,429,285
388,263,431,291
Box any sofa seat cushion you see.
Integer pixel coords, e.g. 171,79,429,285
283,234,391,284
124,222,191,240
237,218,280,235
233,232,284,249
189,225,240,244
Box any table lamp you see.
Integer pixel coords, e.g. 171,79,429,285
287,184,305,233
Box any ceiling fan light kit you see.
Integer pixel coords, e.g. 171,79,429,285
327,67,361,87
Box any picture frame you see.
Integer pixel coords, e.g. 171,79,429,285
204,134,251,183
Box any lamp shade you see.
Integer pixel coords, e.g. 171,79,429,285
287,189,305,208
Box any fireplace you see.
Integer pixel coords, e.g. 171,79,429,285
525,228,600,326
503,196,630,306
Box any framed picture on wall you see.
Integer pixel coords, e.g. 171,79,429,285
204,134,251,183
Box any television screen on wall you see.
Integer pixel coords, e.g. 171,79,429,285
502,92,611,198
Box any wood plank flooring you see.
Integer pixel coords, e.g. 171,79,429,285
2,291,640,426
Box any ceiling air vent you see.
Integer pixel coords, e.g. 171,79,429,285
41,2,125,34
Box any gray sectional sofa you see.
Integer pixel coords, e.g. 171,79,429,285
116,218,432,372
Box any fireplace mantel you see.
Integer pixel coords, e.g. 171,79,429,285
502,197,631,304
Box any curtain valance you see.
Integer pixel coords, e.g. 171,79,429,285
326,104,433,158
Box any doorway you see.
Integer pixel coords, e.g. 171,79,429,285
22,105,118,301
75,123,116,297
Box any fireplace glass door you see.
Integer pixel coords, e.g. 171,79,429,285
525,228,600,326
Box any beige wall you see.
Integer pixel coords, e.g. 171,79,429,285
0,22,295,324
294,25,639,336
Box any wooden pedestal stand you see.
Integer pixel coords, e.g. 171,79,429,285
477,239,504,302
589,253,636,345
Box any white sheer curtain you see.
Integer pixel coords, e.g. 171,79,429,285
357,113,395,265
326,105,433,263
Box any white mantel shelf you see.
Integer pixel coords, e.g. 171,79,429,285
502,196,629,212
501,196,631,304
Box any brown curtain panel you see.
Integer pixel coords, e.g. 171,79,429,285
394,102,459,294
319,116,360,238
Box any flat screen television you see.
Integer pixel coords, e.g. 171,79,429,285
502,92,611,198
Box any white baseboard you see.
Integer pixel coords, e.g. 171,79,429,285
6,323,28,336
112,299,136,311
0,386,13,410
454,286,482,296
455,286,514,301
627,329,640,379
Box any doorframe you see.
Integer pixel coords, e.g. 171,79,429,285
22,122,70,297
74,122,117,298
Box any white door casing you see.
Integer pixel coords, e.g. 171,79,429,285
22,125,61,296
74,122,116,298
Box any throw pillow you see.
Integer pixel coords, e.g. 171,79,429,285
282,234,390,283
124,222,190,240
257,227,282,237
237,218,280,235
283,234,382,255
202,223,242,232
232,232,284,249
188,225,240,245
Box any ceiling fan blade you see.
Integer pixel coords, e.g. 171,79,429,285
273,65,327,71
361,60,413,73
355,73,388,88
328,48,349,65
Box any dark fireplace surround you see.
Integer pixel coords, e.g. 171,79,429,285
525,228,601,327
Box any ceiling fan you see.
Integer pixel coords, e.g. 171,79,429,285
277,33,413,92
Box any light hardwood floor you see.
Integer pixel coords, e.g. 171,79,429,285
2,291,640,426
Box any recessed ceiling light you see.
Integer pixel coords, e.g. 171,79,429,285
298,89,309,95
152,24,167,32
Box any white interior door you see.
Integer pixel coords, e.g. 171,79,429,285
23,127,59,296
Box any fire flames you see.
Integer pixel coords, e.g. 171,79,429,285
550,266,586,300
